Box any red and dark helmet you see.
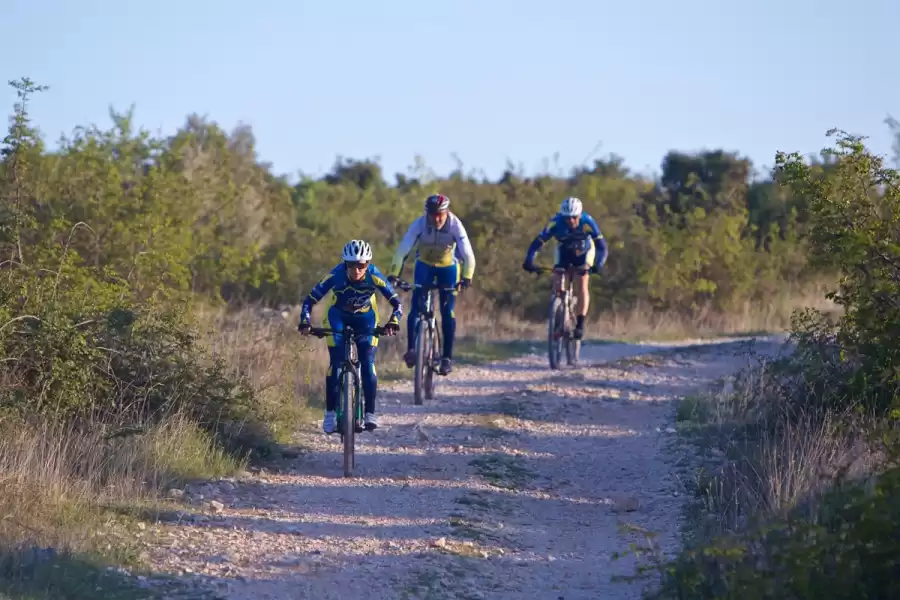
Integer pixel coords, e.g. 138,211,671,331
424,194,450,214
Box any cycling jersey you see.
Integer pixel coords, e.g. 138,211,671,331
301,263,402,322
390,212,476,280
525,213,608,267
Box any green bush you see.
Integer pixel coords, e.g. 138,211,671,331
776,131,900,415
0,78,278,459
641,131,900,600
649,467,900,600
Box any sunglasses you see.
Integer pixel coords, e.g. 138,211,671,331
345,261,369,270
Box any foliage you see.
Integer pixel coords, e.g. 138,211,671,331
776,131,900,415
639,133,900,599
648,467,900,600
0,78,278,459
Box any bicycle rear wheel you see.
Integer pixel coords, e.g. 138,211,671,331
548,296,563,370
424,320,438,399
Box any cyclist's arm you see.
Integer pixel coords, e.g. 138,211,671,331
451,218,476,280
389,219,423,278
370,266,403,319
300,273,336,323
525,219,556,263
584,214,609,267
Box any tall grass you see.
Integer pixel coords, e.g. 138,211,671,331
639,338,891,599
0,409,244,596
676,349,881,535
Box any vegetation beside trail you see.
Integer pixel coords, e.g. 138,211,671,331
631,130,900,600
2,75,892,596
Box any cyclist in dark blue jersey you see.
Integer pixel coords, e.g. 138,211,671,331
298,240,401,434
522,197,608,340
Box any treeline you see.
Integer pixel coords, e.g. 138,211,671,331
3,78,840,326
264,131,828,320
1,75,866,435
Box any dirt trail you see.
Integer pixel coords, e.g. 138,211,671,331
141,336,785,600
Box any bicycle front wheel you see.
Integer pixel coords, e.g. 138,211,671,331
548,296,563,370
413,319,427,405
341,367,356,477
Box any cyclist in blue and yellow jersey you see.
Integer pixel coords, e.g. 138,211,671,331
387,194,476,376
298,240,402,434
522,196,608,340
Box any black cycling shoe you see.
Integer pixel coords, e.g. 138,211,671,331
573,323,585,340
439,357,452,375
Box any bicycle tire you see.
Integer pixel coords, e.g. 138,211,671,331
566,330,580,366
413,317,427,405
548,296,563,370
565,291,580,366
341,366,356,477
424,320,436,399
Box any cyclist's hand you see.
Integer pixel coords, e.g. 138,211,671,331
298,321,311,335
457,277,471,291
522,261,536,273
387,275,399,286
384,321,400,336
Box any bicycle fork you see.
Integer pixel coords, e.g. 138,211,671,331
336,356,364,436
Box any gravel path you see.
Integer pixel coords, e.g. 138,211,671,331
141,335,785,600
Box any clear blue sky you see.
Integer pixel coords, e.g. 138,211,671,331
5,0,899,183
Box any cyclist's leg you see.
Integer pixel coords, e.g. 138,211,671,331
351,311,380,430
436,262,460,374
572,240,594,339
322,306,345,433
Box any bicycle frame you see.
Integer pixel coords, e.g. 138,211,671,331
393,278,444,405
531,266,591,369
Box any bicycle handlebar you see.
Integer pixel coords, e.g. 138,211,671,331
391,279,415,292
527,266,602,276
390,278,465,293
305,325,394,339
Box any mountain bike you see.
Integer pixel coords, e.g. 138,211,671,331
392,278,446,406
307,324,391,477
531,266,592,370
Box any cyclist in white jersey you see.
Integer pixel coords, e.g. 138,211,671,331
387,194,476,375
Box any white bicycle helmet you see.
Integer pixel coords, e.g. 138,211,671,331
341,239,373,262
559,196,583,217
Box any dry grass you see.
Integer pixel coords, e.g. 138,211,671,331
678,355,881,539
589,280,841,342
0,411,244,596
